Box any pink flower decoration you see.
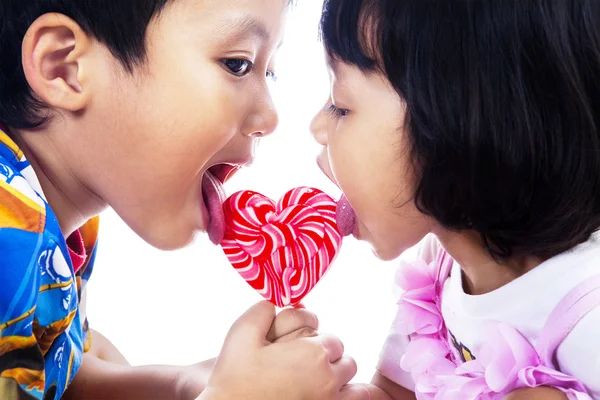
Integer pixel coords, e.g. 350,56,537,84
395,259,443,336
391,254,592,399
518,366,592,399
471,322,592,398
401,337,456,399
477,322,540,393
401,337,451,376
447,361,494,399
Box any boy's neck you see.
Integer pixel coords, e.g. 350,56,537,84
11,124,106,237
436,230,544,295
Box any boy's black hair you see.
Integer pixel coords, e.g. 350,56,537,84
0,0,173,129
321,0,600,261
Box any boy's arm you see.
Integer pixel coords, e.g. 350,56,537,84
63,331,213,400
62,351,213,400
64,306,319,400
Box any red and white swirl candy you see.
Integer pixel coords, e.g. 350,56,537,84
220,187,343,307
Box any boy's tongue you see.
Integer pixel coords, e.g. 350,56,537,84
202,171,226,245
336,195,356,237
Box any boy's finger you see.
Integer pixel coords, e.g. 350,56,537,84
309,333,345,363
226,301,276,347
272,327,318,343
267,308,319,342
333,356,359,388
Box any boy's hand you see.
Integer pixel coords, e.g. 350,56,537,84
268,305,319,342
198,301,357,400
178,305,320,399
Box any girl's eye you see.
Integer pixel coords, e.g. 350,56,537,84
327,104,350,119
266,70,278,82
223,59,253,76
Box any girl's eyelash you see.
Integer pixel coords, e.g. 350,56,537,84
327,104,349,118
266,70,278,82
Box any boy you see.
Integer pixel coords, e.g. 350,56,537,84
0,1,357,399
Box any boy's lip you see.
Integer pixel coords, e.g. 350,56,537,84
207,158,253,184
201,158,253,245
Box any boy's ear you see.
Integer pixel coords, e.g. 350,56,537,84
21,13,93,113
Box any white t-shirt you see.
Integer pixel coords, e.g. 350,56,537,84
378,234,600,398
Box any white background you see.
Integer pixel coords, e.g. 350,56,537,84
87,0,405,384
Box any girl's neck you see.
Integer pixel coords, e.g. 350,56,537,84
435,230,545,295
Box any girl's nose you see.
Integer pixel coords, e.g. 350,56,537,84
310,100,331,146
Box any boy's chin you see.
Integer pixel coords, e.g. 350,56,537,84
138,226,196,251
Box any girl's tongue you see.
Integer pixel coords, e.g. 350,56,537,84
202,171,226,245
336,195,356,237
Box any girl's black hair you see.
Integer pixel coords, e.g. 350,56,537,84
321,0,600,261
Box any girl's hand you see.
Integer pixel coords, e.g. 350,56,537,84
198,301,357,400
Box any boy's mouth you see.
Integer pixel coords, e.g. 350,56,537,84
202,163,241,245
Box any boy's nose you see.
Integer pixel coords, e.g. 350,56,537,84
310,101,331,146
243,96,279,138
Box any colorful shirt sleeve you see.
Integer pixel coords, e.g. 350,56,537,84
0,156,89,400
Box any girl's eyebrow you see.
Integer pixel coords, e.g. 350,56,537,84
326,56,345,81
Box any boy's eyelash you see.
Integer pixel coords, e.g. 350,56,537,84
222,59,278,82
327,104,349,118
223,59,254,77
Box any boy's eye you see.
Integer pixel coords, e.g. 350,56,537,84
327,104,349,118
223,59,253,76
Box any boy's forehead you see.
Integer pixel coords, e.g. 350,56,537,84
174,0,286,45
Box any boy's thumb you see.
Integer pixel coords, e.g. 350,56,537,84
226,301,276,348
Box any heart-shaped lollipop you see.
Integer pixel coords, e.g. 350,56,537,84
221,187,343,307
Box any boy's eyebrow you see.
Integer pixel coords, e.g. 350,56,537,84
219,16,271,43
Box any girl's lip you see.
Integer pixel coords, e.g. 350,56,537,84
316,151,338,187
315,152,358,238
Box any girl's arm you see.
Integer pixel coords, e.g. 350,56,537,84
503,387,568,400
370,372,417,400
341,373,416,400
364,377,569,400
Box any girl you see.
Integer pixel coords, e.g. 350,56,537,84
311,0,600,399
